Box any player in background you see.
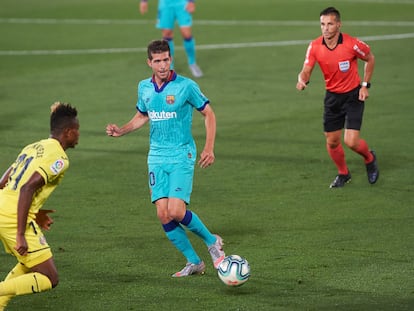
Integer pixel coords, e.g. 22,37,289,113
106,40,224,277
296,7,379,188
0,103,80,310
139,0,204,78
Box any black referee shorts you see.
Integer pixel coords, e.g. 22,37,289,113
323,86,365,132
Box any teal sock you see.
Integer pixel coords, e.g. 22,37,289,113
163,221,201,264
164,37,175,69
183,37,196,65
181,210,216,246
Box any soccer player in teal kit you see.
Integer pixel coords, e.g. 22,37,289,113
106,40,224,277
139,0,203,78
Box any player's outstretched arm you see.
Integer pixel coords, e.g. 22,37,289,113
106,112,149,137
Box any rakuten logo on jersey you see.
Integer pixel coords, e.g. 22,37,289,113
148,110,177,121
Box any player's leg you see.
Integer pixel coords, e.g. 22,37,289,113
0,258,56,295
168,165,215,247
343,93,374,163
0,227,56,303
180,209,225,268
169,164,224,268
157,198,202,265
345,130,379,184
150,164,204,276
157,6,176,69
180,27,203,78
180,209,215,246
344,92,379,183
180,27,195,65
161,29,175,69
325,130,352,188
325,130,348,175
323,92,351,187
0,270,53,297
176,6,203,77
156,198,205,277
0,263,30,308
344,129,373,162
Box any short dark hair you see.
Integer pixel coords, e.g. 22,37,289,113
50,102,78,134
147,40,170,60
320,7,341,21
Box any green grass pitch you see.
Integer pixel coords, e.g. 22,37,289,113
1,0,413,310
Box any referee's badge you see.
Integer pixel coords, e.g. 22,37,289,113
338,60,350,72
166,95,175,104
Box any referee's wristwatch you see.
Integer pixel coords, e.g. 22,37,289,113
361,81,371,88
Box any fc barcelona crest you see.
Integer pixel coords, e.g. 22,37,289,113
166,95,175,104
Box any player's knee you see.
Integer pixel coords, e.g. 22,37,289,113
45,271,59,288
326,139,341,149
157,210,170,223
325,132,341,148
50,276,59,288
344,138,358,150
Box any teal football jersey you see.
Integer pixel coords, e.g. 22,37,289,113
137,71,209,162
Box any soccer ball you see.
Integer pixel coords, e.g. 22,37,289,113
217,255,250,286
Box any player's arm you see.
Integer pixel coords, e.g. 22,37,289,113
198,104,216,168
139,0,148,15
15,171,45,256
106,111,149,137
359,51,375,101
296,64,313,90
186,0,196,13
0,166,12,189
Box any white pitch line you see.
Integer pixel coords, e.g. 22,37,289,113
1,33,413,56
1,18,414,27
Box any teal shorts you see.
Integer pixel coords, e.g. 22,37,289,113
148,160,194,204
157,4,193,29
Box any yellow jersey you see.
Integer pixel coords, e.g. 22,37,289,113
0,138,69,224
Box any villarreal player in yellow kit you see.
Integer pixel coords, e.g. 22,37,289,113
0,102,79,310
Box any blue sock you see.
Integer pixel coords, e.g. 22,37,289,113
181,210,216,246
183,37,196,65
163,37,175,69
163,220,201,264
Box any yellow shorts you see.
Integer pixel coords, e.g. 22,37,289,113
0,220,53,268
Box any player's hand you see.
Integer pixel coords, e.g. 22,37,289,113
198,150,215,168
296,73,309,91
106,124,122,137
359,87,369,101
296,81,307,90
186,2,195,13
139,1,148,15
14,234,28,256
35,209,56,231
